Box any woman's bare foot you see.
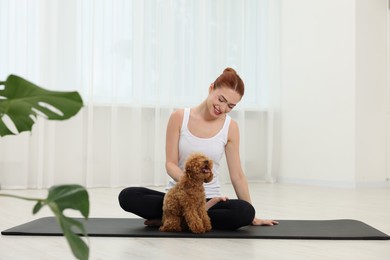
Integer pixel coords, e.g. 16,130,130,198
144,219,162,227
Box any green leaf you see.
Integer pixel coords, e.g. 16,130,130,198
50,206,89,260
0,74,83,137
59,216,89,260
32,201,44,214
34,184,90,260
46,184,90,219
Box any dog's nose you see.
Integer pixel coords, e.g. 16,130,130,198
204,160,209,165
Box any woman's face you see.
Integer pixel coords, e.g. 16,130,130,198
207,85,242,118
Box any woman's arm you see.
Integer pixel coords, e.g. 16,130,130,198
225,120,278,226
205,196,229,211
225,120,252,202
165,109,185,182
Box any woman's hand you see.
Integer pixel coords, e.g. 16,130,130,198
205,196,229,211
252,217,279,226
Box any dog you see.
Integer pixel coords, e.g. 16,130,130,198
159,152,213,233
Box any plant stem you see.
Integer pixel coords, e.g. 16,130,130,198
0,193,43,202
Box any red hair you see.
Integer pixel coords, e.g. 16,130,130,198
213,68,245,97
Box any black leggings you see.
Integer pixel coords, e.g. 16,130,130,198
118,187,255,230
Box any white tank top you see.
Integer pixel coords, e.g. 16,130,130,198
166,108,231,198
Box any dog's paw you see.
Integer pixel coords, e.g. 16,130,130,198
190,227,207,234
188,222,207,234
204,224,212,232
159,225,182,232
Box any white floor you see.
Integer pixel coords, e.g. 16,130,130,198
1,183,389,260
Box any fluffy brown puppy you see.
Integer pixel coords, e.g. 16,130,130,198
160,153,213,233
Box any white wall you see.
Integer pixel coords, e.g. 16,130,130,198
279,0,389,187
355,0,388,185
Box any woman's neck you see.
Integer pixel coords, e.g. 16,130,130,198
193,101,225,122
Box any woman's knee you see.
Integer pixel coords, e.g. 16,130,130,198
118,187,143,211
209,199,255,230
238,200,256,225
118,187,165,219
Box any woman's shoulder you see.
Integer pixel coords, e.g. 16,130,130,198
168,108,185,127
228,117,238,129
170,108,185,120
227,117,239,139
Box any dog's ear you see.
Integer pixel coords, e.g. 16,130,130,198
185,160,197,179
185,153,210,180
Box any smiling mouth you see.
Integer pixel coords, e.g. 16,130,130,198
213,106,221,115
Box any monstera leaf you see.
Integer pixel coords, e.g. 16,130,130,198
0,75,89,259
0,74,83,136
34,185,90,260
1,185,90,260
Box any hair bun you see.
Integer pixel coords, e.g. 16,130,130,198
214,67,245,97
223,67,236,74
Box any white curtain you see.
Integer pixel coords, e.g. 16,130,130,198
0,0,280,189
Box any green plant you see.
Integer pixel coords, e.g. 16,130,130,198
0,75,83,136
0,185,89,259
0,75,89,260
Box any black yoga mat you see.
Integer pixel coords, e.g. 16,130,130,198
2,217,390,240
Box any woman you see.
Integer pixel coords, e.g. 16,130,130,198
119,68,278,230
